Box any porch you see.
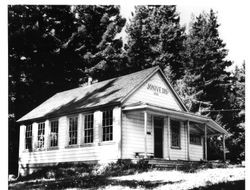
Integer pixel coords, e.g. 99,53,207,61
122,102,229,162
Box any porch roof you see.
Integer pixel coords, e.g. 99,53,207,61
122,102,229,136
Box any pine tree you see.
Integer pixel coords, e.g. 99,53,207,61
225,63,245,161
183,10,246,161
184,10,232,115
67,5,126,81
125,5,186,80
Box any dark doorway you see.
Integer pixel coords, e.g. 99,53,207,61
154,117,164,158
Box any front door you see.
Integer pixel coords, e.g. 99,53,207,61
154,117,163,158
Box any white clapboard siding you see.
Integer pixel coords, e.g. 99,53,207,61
19,107,121,166
32,122,38,149
94,111,102,144
190,137,204,161
124,73,182,111
19,125,25,155
59,116,67,148
19,144,118,164
121,112,199,161
163,117,170,159
122,111,153,159
113,107,122,158
168,122,188,160
44,120,50,149
190,144,203,161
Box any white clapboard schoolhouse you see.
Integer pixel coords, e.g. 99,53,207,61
17,66,228,176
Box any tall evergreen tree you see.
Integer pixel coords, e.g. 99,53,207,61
68,6,126,81
225,63,245,161
125,5,186,80
184,10,232,115
182,10,245,161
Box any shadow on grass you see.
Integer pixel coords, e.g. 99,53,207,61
9,176,183,190
190,180,245,190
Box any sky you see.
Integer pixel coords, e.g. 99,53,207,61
120,3,248,71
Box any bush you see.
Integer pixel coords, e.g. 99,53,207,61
17,163,94,181
91,159,150,177
17,159,150,181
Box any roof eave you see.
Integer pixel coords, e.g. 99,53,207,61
157,69,189,112
17,101,121,124
122,104,228,135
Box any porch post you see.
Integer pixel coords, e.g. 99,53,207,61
144,111,147,158
187,120,190,161
167,116,171,160
204,124,207,161
222,134,226,162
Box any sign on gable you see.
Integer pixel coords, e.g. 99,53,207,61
147,83,169,96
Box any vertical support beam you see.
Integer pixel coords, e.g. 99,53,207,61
113,107,122,159
167,116,171,160
223,134,226,162
19,125,26,153
94,111,102,144
204,124,207,161
58,116,67,149
44,120,50,149
80,114,85,145
78,113,83,146
187,120,190,161
18,125,26,176
32,122,38,150
144,111,148,158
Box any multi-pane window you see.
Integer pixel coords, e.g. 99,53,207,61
190,134,201,145
102,110,113,141
25,124,32,150
37,122,45,149
84,114,94,143
69,116,78,145
171,120,181,148
50,120,59,147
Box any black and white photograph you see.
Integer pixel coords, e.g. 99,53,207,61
4,1,248,189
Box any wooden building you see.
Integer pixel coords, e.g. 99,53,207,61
17,66,228,176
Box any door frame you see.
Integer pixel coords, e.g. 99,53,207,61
153,116,164,158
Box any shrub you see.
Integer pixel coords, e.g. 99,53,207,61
17,159,150,181
91,159,150,177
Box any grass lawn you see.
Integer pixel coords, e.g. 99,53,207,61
9,166,245,190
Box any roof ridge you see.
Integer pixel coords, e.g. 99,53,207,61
56,66,159,95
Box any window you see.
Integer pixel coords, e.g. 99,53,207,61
190,134,201,145
25,124,32,150
102,110,113,141
37,122,45,149
171,120,181,148
69,116,78,145
84,114,94,143
50,120,59,147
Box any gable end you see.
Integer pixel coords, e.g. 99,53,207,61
122,68,188,112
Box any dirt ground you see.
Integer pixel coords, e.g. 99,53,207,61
9,166,245,190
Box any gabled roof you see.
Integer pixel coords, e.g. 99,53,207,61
17,66,188,123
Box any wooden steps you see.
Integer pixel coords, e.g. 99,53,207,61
147,159,201,170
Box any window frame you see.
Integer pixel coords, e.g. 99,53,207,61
84,113,94,144
102,109,113,142
50,120,59,148
37,122,45,149
25,124,32,150
68,116,78,146
190,133,202,145
170,120,181,149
